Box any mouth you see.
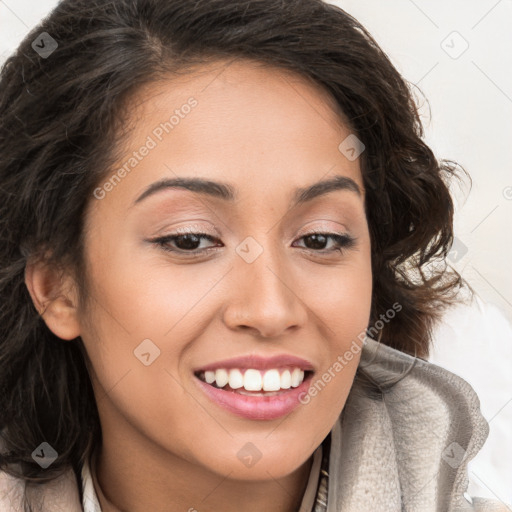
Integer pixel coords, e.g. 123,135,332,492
194,367,314,396
193,362,315,420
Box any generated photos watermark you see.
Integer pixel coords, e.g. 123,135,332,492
298,301,402,404
93,97,198,200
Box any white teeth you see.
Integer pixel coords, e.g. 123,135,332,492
205,367,306,392
243,369,262,391
228,369,244,389
280,369,291,389
215,369,229,388
290,368,304,388
262,369,281,391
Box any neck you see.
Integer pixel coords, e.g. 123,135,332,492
91,438,315,512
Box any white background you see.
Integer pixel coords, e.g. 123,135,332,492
1,0,511,507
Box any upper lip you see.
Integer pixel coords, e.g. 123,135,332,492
194,354,315,373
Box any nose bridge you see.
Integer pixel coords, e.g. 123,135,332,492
223,234,306,337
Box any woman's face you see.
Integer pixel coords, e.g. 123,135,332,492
79,59,372,481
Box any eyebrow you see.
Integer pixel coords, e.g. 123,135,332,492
132,174,362,208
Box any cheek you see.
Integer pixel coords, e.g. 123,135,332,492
310,252,372,409
285,254,372,431
79,232,203,347
310,249,373,339
77,233,236,431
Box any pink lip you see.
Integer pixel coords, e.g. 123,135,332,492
194,372,313,420
193,354,315,373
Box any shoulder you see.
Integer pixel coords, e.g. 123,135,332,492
0,467,83,512
0,469,25,511
334,337,512,511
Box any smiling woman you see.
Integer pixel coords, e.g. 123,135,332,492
0,1,509,512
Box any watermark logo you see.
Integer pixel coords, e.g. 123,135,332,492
299,301,402,405
237,442,262,468
93,97,198,200
235,236,264,264
134,338,161,366
447,236,468,263
31,32,58,59
442,441,467,468
441,31,469,60
31,442,58,469
338,134,365,161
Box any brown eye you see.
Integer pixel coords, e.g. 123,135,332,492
293,232,356,253
152,233,221,254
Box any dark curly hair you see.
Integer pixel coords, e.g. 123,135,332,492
0,0,467,495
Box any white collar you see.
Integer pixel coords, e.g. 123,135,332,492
81,449,102,512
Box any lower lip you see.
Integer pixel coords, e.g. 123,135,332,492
194,374,313,420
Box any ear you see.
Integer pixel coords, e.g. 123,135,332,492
24,258,81,340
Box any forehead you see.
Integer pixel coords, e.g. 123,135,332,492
89,58,364,218
135,58,351,128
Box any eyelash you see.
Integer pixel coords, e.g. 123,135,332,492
149,231,356,258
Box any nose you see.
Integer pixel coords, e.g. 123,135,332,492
222,245,308,339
